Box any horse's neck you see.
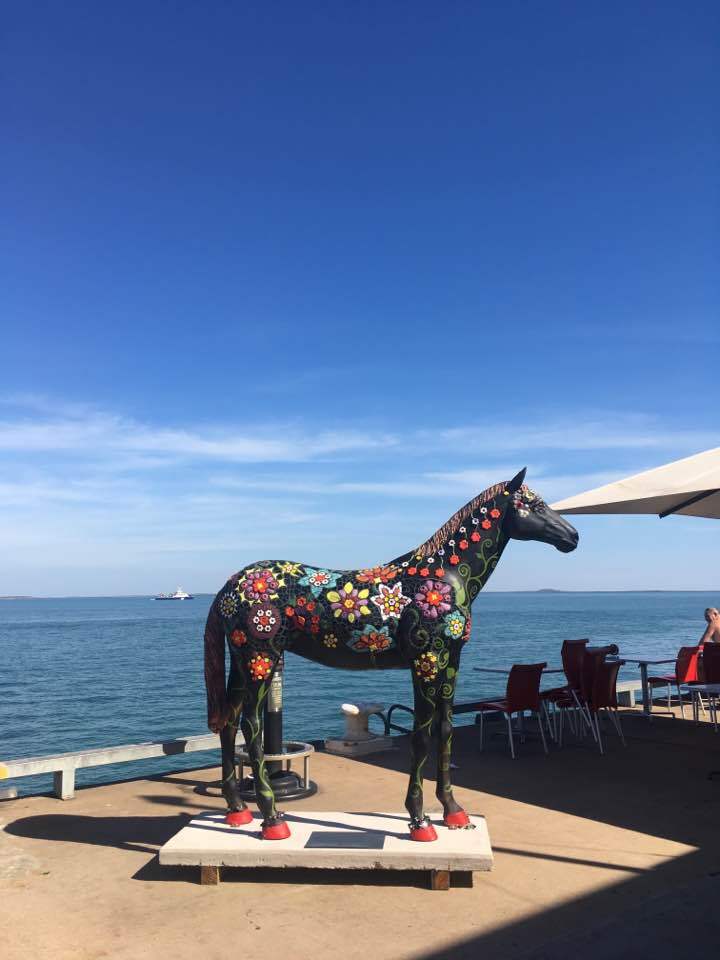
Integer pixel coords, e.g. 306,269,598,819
391,503,510,609
462,531,508,606
413,496,511,608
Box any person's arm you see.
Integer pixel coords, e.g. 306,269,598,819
700,615,720,647
699,622,714,647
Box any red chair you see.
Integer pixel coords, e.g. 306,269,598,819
586,658,626,754
555,643,624,753
698,644,720,730
647,646,700,717
562,638,590,689
702,643,720,683
542,639,589,701
476,663,548,759
541,639,591,741
580,646,618,702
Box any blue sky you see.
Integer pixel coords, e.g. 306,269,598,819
2,2,718,595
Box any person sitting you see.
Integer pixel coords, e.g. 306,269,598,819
697,608,720,683
701,608,720,646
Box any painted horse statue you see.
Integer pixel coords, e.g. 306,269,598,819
204,469,578,841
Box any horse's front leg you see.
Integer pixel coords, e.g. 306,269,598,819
405,673,438,841
240,658,290,840
220,661,253,826
435,666,474,829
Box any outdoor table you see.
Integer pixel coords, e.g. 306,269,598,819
687,683,720,731
609,657,676,718
473,667,564,675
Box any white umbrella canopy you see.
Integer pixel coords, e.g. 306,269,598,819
551,446,720,519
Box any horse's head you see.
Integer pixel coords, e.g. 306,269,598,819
502,468,579,553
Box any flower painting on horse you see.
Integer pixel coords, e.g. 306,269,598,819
204,468,579,841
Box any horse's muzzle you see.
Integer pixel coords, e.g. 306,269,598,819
554,524,579,553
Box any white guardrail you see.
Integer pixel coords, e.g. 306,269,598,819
0,733,225,800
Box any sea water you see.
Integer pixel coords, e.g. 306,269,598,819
0,592,714,796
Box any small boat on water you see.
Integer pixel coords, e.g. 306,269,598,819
154,587,194,600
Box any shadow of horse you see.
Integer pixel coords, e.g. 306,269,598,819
4,811,191,857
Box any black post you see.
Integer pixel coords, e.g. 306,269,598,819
264,655,284,776
239,653,317,801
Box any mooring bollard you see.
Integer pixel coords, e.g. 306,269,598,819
325,701,395,756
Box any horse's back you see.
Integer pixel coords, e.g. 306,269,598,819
215,558,416,671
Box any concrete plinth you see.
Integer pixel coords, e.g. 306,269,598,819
159,810,493,885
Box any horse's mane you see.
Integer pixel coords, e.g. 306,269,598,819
415,480,508,557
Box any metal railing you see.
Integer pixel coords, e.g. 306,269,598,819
383,680,643,737
0,732,225,800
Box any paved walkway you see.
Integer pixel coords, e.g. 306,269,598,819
2,707,720,960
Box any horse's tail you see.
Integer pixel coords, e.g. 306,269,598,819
204,596,228,731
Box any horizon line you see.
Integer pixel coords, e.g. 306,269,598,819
1,589,717,601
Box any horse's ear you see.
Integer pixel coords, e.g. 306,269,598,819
507,468,527,493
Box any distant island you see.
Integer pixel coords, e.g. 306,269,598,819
0,596,35,600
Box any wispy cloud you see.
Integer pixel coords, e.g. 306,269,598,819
438,418,719,453
1,397,715,463
0,399,398,463
208,466,525,500
1,394,717,593
208,466,621,503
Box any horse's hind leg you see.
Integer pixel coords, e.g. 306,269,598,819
221,662,253,826
240,667,290,840
405,673,438,842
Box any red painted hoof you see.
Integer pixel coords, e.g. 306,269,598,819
225,808,253,827
262,821,291,841
444,810,471,829
410,824,438,842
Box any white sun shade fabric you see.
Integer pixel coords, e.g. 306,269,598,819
551,446,720,519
